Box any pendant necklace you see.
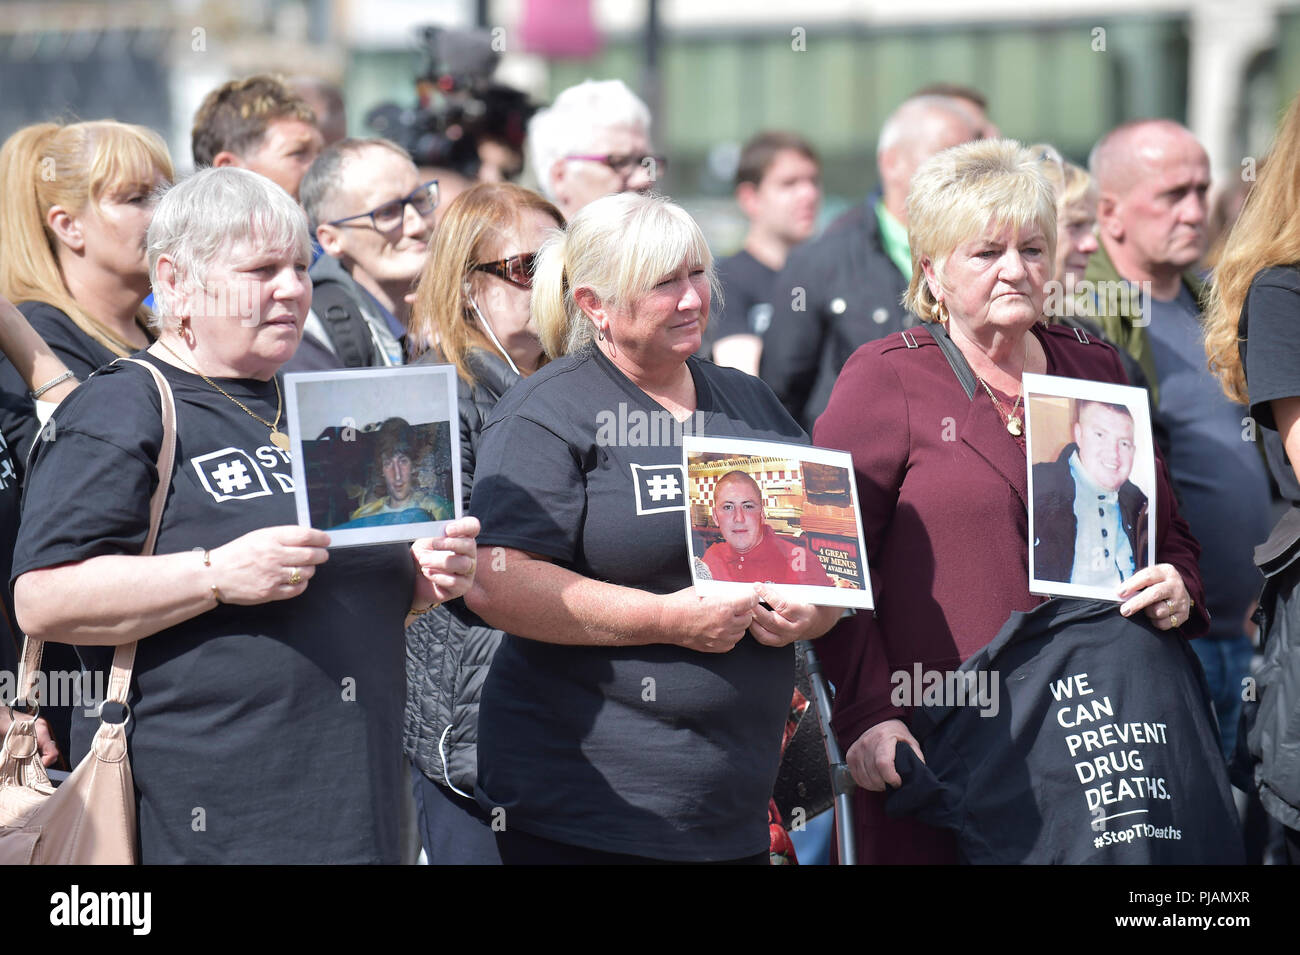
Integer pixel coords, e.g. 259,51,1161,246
976,375,1024,436
156,339,290,451
974,346,1028,438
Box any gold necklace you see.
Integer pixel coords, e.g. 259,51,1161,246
156,339,290,450
976,374,1024,436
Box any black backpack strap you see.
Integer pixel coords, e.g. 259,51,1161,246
928,320,978,400
311,282,379,368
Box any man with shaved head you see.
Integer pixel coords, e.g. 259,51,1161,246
1084,119,1212,390
701,471,835,586
1085,119,1271,759
761,93,978,429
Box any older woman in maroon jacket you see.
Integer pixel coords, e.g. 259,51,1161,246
813,140,1207,865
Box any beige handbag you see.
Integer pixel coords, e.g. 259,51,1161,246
0,358,176,864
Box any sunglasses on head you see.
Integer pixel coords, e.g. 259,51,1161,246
471,252,538,291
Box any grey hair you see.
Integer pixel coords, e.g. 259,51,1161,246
299,137,412,231
530,192,719,359
877,94,976,157
148,167,311,324
527,79,651,201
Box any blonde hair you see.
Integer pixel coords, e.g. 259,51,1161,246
531,192,719,358
408,182,564,383
904,139,1057,322
0,120,174,356
1205,93,1300,405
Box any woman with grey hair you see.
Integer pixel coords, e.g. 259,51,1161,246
813,139,1206,863
12,167,479,863
526,79,662,221
465,191,842,864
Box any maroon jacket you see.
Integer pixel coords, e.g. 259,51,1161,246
812,322,1208,864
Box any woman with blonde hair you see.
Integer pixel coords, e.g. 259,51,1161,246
1204,92,1300,862
404,181,563,864
1031,143,1099,289
814,139,1206,863
0,119,166,762
465,191,842,863
0,120,174,379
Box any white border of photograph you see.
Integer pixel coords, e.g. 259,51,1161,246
682,434,873,610
1023,372,1156,601
284,365,461,548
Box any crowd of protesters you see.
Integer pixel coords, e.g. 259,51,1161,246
0,64,1296,866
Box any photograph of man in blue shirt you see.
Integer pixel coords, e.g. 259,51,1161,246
1032,399,1150,588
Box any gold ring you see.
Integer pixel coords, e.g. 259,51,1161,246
1165,598,1173,612
1170,614,1178,628
288,568,303,585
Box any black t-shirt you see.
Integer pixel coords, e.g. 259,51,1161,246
19,301,127,381
0,358,36,627
1240,265,1300,505
0,415,23,675
469,346,806,860
12,352,415,863
700,249,777,356
0,358,75,751
0,356,39,468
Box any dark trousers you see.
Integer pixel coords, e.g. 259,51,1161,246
410,766,502,866
495,826,768,865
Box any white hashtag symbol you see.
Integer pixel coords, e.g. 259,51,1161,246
644,473,680,501
211,459,252,494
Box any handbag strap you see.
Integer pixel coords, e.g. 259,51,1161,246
13,357,178,712
927,320,979,400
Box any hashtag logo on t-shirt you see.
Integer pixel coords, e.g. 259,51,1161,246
630,463,686,516
645,472,680,501
192,448,272,503
210,459,252,494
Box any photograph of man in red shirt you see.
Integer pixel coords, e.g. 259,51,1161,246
700,470,834,586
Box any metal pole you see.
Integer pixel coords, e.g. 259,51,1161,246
800,640,857,865
641,0,662,132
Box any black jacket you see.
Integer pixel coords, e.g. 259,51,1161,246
1032,443,1149,584
284,255,384,372
759,196,912,431
886,598,1244,864
1235,506,1300,830
403,347,519,794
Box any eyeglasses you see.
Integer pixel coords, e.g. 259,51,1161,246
471,252,538,291
564,153,668,180
327,180,440,233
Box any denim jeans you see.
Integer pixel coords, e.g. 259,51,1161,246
1191,633,1256,761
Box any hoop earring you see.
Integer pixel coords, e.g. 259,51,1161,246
596,326,605,342
931,299,949,326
